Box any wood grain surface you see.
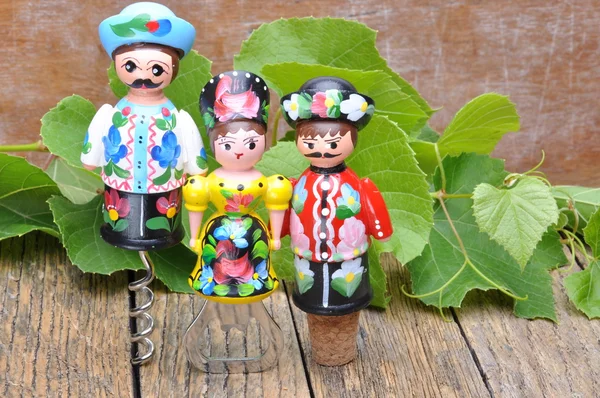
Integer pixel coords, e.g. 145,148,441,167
0,233,133,397
1,0,599,185
1,237,599,397
453,247,600,397
138,283,311,398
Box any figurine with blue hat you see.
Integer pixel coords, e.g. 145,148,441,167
80,2,205,365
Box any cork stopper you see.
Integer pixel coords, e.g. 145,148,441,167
306,311,360,366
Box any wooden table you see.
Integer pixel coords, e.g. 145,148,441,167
1,232,599,397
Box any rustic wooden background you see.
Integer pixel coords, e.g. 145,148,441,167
0,0,598,184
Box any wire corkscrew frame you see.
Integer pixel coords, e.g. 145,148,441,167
129,251,156,366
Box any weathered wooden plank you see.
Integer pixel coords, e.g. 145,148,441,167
287,254,489,397
2,0,599,185
0,233,133,397
139,283,311,397
453,247,600,397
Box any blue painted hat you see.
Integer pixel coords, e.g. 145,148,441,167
99,2,195,58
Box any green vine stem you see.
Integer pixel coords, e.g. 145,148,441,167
429,192,472,199
271,108,282,148
0,140,48,152
434,143,446,192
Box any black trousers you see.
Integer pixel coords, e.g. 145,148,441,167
292,253,372,316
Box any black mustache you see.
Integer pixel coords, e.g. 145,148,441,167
305,152,341,158
128,79,162,88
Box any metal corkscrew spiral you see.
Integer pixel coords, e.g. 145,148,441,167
129,251,156,365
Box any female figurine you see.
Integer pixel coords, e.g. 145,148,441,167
183,71,292,372
80,2,206,365
280,77,393,366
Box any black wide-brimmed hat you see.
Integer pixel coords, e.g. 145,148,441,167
200,71,270,131
280,76,375,130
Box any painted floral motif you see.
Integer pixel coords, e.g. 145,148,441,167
146,189,182,232
311,89,343,118
102,125,130,179
294,256,314,294
331,258,364,298
151,130,184,185
335,217,369,261
249,260,268,290
110,14,172,38
214,218,250,249
282,93,312,121
340,94,375,122
213,239,254,284
103,126,127,164
193,213,274,298
82,132,92,154
202,75,260,128
195,265,215,295
151,131,181,169
290,211,312,259
224,192,254,214
336,183,361,220
292,176,308,214
156,189,180,218
103,189,130,232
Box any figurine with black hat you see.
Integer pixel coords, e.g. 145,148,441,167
280,76,393,366
182,70,292,372
80,2,206,365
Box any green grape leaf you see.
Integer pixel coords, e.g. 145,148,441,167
583,209,600,257
564,209,600,318
409,140,438,177
48,195,143,273
437,93,520,155
368,247,391,308
151,244,196,293
233,17,432,117
553,186,600,230
564,260,600,319
407,153,565,321
45,158,103,205
0,154,61,240
41,95,97,168
416,125,440,143
270,236,295,280
261,63,428,133
347,115,433,266
473,177,559,269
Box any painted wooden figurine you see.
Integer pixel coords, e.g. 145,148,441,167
80,2,206,365
182,71,292,372
280,77,393,366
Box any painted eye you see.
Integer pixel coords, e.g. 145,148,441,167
152,64,165,77
224,143,231,151
326,142,338,149
124,60,137,73
303,142,315,150
245,141,257,150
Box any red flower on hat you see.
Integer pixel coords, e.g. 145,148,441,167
213,75,260,122
311,92,329,118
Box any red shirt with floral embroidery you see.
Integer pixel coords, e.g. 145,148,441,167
285,164,393,263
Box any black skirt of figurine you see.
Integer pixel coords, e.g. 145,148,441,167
292,253,372,316
100,185,184,251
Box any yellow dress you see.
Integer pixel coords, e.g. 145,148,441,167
183,172,292,304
